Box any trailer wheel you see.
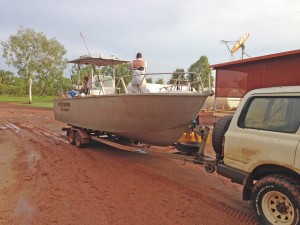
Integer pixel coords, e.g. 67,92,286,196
251,174,300,225
212,115,233,155
67,129,76,145
75,131,84,148
205,161,215,173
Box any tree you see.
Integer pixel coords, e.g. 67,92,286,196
187,56,214,90
168,68,187,85
1,26,67,103
146,77,153,83
0,69,27,96
53,75,72,97
156,78,164,84
0,69,14,84
114,63,131,86
0,69,22,95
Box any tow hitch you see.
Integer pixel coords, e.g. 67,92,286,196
177,126,216,173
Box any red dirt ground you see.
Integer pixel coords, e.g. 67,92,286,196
0,102,257,225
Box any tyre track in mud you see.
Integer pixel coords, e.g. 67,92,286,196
0,104,257,224
0,119,68,144
2,119,256,224
17,122,68,144
3,119,95,224
0,120,21,133
14,125,255,224
92,148,257,225
8,127,138,225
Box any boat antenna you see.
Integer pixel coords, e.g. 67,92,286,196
80,31,91,57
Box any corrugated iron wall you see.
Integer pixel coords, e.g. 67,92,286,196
215,55,300,97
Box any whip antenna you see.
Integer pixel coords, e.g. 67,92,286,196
80,32,91,56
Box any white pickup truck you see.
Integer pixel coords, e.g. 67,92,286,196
211,86,300,225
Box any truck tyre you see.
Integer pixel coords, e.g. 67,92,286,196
251,174,300,225
212,115,233,155
67,129,76,145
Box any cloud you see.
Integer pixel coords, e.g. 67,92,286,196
1,0,300,74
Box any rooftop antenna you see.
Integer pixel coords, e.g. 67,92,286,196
220,33,250,60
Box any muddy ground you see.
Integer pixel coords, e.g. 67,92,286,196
0,102,257,225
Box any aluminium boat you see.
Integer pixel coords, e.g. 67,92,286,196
53,56,212,146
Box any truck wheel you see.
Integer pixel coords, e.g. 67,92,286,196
212,115,233,155
67,129,76,145
251,174,300,225
75,131,84,148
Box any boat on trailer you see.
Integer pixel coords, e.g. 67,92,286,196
54,56,213,147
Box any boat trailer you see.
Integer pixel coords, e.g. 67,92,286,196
63,125,216,172
63,126,155,154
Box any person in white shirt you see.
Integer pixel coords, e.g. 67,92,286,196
131,52,147,93
81,75,92,95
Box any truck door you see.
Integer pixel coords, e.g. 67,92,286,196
294,140,300,170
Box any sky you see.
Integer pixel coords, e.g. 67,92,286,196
1,0,300,78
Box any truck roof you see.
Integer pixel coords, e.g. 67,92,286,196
246,86,300,96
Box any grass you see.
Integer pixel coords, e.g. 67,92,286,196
0,95,55,108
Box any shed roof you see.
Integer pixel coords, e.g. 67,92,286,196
210,49,300,69
68,56,130,67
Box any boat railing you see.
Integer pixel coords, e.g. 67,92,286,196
66,56,211,97
113,72,208,94
70,71,210,97
140,72,206,93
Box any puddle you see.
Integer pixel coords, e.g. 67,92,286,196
12,197,36,223
27,150,42,171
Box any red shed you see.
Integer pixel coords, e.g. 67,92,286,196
210,49,300,98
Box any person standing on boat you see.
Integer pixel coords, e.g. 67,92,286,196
131,52,147,93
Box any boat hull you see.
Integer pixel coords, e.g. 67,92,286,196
54,93,209,146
